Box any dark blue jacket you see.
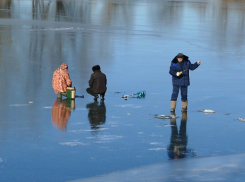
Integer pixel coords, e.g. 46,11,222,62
169,55,199,86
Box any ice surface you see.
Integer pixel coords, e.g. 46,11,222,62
1,0,245,181
69,153,245,182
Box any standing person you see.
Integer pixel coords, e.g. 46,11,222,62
87,65,107,101
169,53,201,112
52,63,72,99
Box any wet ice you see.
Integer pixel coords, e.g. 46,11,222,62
1,0,245,181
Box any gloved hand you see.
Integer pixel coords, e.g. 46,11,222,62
197,60,202,65
176,72,182,76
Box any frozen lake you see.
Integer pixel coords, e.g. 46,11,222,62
0,0,245,181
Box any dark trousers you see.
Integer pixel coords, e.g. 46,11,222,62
171,86,188,102
86,88,105,97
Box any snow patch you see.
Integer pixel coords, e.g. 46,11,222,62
150,142,160,145
59,142,86,146
10,104,29,107
148,148,166,151
43,106,52,109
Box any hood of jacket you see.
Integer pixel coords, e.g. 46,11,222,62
171,55,189,63
59,63,68,70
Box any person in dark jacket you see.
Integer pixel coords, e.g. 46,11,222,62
169,53,201,112
86,65,107,101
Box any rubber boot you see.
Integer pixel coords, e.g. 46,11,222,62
57,91,62,99
94,94,99,101
100,94,105,101
170,101,176,112
170,110,176,118
181,101,188,112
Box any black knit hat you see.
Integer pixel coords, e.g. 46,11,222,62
176,53,184,59
92,65,101,71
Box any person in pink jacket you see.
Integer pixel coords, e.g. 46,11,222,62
52,63,72,99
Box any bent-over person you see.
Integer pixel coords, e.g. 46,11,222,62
52,63,72,99
87,65,107,101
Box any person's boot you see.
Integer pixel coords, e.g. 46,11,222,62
94,94,99,101
170,110,176,119
100,94,105,101
170,101,176,112
57,91,62,99
181,101,188,112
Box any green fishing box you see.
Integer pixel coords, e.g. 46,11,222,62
67,87,75,100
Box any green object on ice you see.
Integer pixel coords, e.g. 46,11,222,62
121,91,146,98
137,91,146,97
67,87,76,99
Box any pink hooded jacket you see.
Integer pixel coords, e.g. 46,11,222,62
52,63,72,93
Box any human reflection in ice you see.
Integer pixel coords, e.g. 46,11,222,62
52,99,75,131
167,112,196,159
86,100,106,133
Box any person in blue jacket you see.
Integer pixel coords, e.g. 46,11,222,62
169,53,201,112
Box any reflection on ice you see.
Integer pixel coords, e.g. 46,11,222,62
168,112,196,159
52,99,75,131
86,101,106,131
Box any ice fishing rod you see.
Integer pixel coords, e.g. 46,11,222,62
179,69,188,75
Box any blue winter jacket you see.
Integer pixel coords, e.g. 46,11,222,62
169,55,199,86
